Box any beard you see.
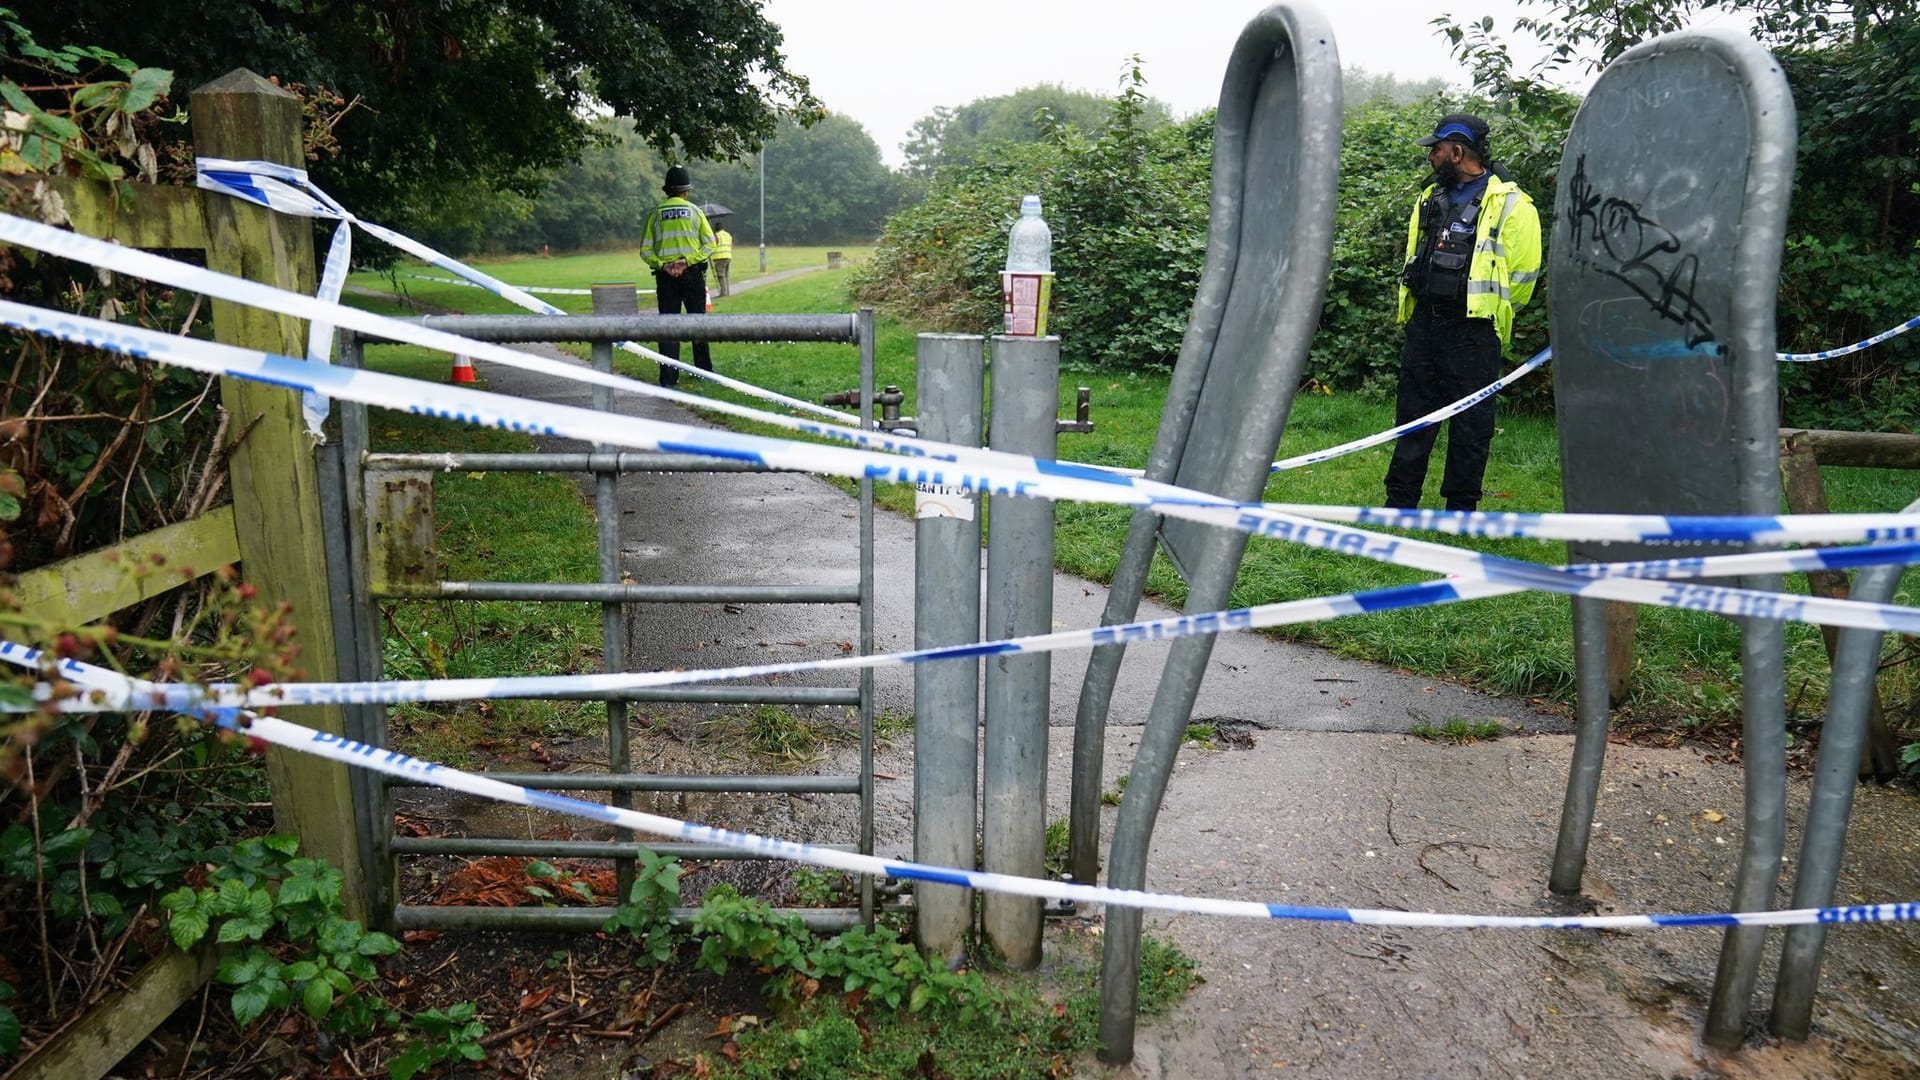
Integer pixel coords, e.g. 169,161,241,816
1433,156,1464,186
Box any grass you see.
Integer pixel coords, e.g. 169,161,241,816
349,340,605,764
345,246,872,317
342,251,1920,739
1409,717,1509,744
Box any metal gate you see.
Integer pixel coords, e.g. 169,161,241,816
319,304,879,934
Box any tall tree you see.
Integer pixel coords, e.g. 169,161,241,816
17,0,823,233
696,115,903,246
901,83,1171,177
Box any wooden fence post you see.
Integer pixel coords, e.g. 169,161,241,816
190,69,367,918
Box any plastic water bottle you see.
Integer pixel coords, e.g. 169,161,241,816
1002,194,1053,336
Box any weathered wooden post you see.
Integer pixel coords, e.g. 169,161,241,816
190,69,367,919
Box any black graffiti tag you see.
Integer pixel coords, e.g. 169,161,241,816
1564,155,1717,350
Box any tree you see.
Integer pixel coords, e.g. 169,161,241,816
698,115,904,246
16,0,824,235
1341,66,1450,112
901,82,1172,177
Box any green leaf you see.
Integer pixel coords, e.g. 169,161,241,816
27,110,81,141
281,960,319,982
216,948,270,985
302,977,334,1019
357,931,401,956
276,876,314,905
263,835,300,856
909,981,932,1012
0,494,17,523
169,907,210,950
0,80,36,114
525,860,559,880
121,67,172,113
389,1046,431,1080
0,1002,19,1057
231,982,271,1028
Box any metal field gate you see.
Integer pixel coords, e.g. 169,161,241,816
320,305,880,933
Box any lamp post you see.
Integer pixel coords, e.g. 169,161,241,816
758,146,768,273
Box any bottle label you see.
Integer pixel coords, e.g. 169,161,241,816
1001,272,1053,336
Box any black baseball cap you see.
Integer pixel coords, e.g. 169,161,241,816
1416,113,1490,154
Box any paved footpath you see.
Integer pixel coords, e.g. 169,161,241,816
458,319,1920,1079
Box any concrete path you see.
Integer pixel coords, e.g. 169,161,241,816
455,338,1920,1079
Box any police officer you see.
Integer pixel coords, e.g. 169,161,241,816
639,165,717,388
711,216,734,298
1384,113,1542,513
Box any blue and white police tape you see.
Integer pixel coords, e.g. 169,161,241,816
1777,314,1920,362
2,210,871,445
1266,504,1920,547
195,160,858,426
19,208,1920,557
1271,347,1553,473
22,537,1920,718
11,650,1917,934
1272,312,1920,472
397,273,606,296
17,294,1920,637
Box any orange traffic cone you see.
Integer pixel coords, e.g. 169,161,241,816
450,354,476,384
705,285,713,313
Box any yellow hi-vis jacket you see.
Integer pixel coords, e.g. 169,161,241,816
1397,173,1543,349
712,228,733,261
639,196,716,271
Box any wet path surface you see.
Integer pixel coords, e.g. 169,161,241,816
429,336,1920,1078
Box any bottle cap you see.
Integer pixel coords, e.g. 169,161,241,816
1021,194,1042,215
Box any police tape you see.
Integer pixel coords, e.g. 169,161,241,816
18,293,1920,638
1272,347,1553,472
18,208,1920,557
1272,313,1920,471
1777,314,1920,362
1264,504,1920,546
397,273,604,296
22,535,1920,716
7,648,1916,933
196,160,858,426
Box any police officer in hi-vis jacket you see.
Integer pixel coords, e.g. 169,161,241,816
1385,113,1542,513
639,165,717,388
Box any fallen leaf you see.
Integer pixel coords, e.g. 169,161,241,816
1702,809,1725,823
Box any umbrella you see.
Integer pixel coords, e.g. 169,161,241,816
700,202,735,219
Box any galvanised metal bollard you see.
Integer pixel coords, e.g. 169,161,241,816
912,334,985,966
1770,500,1918,1037
982,335,1060,968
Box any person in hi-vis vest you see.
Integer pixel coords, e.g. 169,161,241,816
638,165,716,388
711,219,733,298
1384,113,1542,513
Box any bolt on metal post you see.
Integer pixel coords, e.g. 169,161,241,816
912,334,984,967
983,335,1059,968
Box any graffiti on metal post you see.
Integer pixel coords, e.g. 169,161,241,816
1563,155,1718,351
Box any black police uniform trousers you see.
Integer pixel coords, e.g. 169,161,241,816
653,263,712,388
1383,306,1502,512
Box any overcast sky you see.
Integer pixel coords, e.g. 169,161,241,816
763,0,1546,167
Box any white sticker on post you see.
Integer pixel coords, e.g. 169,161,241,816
914,482,976,521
